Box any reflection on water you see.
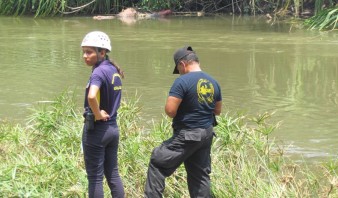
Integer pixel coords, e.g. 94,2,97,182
0,15,337,161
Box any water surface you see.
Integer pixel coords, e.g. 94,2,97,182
1,15,337,161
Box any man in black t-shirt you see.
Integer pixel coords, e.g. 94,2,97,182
145,46,222,197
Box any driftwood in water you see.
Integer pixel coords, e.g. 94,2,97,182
93,8,173,21
172,12,205,16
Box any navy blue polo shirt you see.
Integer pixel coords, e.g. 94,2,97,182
84,60,122,121
169,71,222,129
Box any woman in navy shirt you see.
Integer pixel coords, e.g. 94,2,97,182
81,31,125,198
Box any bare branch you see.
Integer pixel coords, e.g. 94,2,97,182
60,0,96,14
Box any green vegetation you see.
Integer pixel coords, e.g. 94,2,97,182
0,0,125,16
1,0,337,30
304,7,338,30
0,0,336,17
1,91,338,197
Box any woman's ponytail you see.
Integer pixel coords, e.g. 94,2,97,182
99,49,125,79
111,59,125,79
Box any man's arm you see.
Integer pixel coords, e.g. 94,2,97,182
213,101,222,115
165,96,182,118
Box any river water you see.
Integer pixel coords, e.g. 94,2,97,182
0,15,337,161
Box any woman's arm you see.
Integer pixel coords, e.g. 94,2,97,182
87,85,109,121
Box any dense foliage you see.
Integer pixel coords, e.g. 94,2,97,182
1,91,338,197
0,0,335,17
0,0,336,30
304,7,338,30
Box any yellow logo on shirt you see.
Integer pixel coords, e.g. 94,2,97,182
112,74,122,90
197,79,214,104
114,86,122,90
111,74,121,85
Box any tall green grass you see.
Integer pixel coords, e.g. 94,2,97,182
304,7,338,30
0,91,86,197
0,0,122,16
0,91,338,197
0,0,332,17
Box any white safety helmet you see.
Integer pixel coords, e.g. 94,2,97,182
81,31,112,52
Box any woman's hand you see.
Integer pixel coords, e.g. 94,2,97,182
96,110,110,121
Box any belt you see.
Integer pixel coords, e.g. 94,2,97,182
95,119,117,125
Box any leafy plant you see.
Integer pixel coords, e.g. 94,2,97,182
1,91,338,197
304,7,338,30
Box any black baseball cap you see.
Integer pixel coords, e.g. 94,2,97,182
173,46,195,74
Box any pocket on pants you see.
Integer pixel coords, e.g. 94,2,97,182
183,129,202,141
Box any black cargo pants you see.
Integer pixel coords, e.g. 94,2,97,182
144,126,214,198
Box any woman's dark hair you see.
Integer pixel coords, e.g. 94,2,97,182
98,48,125,79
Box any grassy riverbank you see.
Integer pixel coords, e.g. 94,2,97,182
0,91,337,197
0,0,335,17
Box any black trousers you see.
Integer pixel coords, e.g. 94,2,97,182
82,123,125,198
144,126,214,198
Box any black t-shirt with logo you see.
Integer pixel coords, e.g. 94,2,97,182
169,71,222,129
